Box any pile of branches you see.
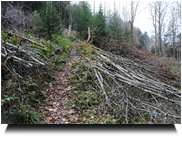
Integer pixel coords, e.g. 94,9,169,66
127,47,181,85
2,3,37,33
1,32,50,83
85,46,181,124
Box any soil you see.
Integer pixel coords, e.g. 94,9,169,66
42,42,80,124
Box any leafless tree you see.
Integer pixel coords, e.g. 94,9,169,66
129,1,139,41
156,1,168,54
149,2,158,55
122,2,129,22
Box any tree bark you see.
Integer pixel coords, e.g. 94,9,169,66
154,5,157,55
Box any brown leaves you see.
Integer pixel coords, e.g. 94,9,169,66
40,43,81,124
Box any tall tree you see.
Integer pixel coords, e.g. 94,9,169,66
156,1,168,54
149,2,158,55
93,3,107,46
72,1,92,39
107,12,123,40
165,2,181,59
36,1,62,40
129,1,139,41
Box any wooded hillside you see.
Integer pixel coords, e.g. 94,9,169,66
1,1,181,124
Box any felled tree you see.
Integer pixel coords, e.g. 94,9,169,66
36,1,62,40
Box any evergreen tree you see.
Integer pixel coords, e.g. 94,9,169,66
36,1,62,40
151,45,155,54
93,3,107,46
139,34,145,47
107,12,123,40
72,1,92,39
123,27,131,41
20,1,43,12
95,3,107,37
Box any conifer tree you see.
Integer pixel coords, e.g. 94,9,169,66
107,12,123,40
95,4,107,36
72,1,92,39
93,3,107,46
36,1,62,40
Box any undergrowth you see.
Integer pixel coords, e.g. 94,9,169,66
1,30,73,124
63,43,117,124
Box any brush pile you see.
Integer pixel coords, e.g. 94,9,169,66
84,45,181,124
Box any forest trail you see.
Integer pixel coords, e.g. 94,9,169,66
43,43,80,124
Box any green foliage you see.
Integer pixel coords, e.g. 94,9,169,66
64,59,117,124
1,84,45,124
11,1,43,12
168,64,181,71
35,1,62,40
72,1,92,40
2,32,8,41
151,46,155,54
92,3,107,46
77,41,93,55
123,27,131,41
1,94,19,106
107,12,123,40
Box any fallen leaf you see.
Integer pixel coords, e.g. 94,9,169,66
49,109,54,112
43,111,47,115
53,102,56,105
82,117,86,121
46,117,52,121
68,109,74,114
67,86,71,91
62,118,67,122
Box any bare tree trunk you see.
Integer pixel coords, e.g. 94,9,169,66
156,1,168,54
154,6,157,55
158,4,162,54
130,1,139,42
68,1,71,25
172,25,176,58
130,1,133,40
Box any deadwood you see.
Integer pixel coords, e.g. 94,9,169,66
1,35,50,79
85,45,181,124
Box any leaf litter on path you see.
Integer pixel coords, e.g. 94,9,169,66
41,43,80,124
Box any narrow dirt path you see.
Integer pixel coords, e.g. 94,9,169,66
43,43,80,124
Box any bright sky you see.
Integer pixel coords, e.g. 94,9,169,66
88,1,153,37
72,0,177,38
